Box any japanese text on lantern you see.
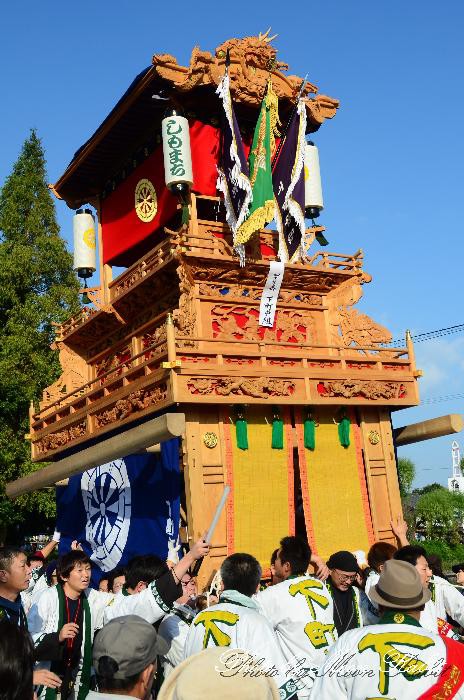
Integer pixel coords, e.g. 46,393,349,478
166,119,186,177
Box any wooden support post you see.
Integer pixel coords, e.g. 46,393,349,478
394,414,463,446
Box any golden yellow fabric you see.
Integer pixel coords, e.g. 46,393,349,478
302,413,371,559
230,406,292,569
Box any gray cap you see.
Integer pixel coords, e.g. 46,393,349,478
93,615,169,680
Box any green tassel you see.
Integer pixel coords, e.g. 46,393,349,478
272,418,284,449
236,419,248,450
338,415,351,448
181,203,190,225
304,419,316,450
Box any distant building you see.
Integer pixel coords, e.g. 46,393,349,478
448,441,464,493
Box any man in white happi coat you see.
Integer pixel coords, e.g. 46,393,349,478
185,553,298,700
311,559,464,699
103,536,209,625
392,545,463,636
256,536,336,699
158,571,197,679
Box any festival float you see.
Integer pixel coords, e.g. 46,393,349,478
6,33,432,583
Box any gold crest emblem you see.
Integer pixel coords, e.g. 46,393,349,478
135,179,158,222
203,432,218,449
393,613,405,624
83,227,96,249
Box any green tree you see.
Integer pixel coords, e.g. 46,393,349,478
397,457,416,497
0,130,80,536
460,456,464,477
415,486,464,544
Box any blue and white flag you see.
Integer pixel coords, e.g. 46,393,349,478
56,439,180,584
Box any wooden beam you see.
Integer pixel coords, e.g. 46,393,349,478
6,413,185,498
394,414,463,446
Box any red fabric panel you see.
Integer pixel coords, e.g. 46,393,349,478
101,144,177,266
101,120,255,267
190,121,220,196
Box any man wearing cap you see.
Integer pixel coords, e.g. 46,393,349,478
325,550,372,635
256,536,335,699
310,560,464,699
88,615,166,700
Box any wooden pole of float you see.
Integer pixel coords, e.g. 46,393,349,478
6,413,185,498
394,414,463,447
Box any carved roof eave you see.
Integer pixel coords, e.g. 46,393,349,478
152,49,339,132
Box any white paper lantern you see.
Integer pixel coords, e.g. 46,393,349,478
161,113,193,190
304,142,324,214
73,209,96,278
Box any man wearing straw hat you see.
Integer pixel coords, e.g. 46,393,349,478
310,559,464,699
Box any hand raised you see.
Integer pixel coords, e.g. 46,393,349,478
33,670,61,688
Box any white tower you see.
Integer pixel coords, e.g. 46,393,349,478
448,440,464,493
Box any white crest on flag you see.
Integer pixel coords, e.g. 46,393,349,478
81,459,131,572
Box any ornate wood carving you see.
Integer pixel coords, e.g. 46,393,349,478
93,384,168,428
198,282,322,307
327,274,392,354
317,380,407,400
35,420,87,455
152,34,339,130
40,343,88,411
211,304,314,344
142,325,167,359
173,265,197,348
187,377,295,398
94,344,132,383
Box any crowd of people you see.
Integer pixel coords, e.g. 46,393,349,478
1,518,464,699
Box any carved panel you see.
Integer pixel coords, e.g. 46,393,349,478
34,420,87,455
93,384,169,428
173,265,197,348
142,325,167,359
93,344,132,384
187,377,295,398
317,380,407,400
211,304,315,344
199,282,322,307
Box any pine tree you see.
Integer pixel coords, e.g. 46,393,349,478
0,131,80,537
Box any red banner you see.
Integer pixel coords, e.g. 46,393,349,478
101,120,222,267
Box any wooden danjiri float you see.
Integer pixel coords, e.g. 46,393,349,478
7,33,426,584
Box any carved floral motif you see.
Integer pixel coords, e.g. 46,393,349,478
211,304,314,344
93,384,168,428
317,380,407,400
188,376,295,398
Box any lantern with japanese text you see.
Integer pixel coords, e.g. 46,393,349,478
162,108,193,206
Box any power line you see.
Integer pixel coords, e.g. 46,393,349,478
422,393,464,405
388,323,464,347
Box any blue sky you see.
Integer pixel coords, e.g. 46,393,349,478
1,2,463,488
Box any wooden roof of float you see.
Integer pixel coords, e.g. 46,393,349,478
51,33,339,208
